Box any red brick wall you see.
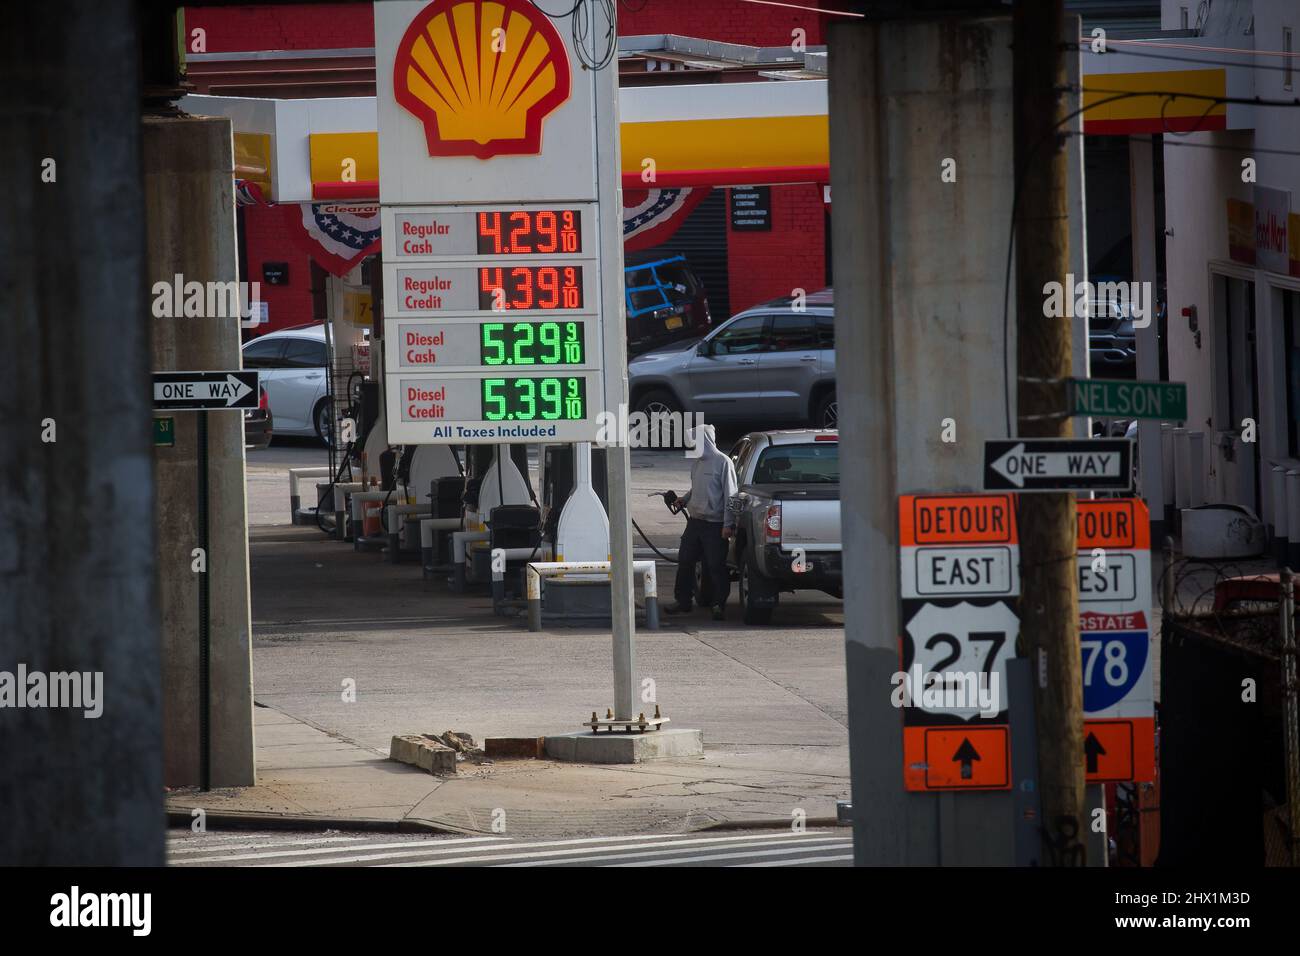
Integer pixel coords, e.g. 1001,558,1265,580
185,1,825,55
726,183,826,314
618,0,826,45
184,4,374,53
244,205,318,336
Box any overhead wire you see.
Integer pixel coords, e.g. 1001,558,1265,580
531,0,618,71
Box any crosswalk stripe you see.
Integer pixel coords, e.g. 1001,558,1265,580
739,854,855,867
608,842,855,867
499,836,850,867
169,835,505,865
167,831,330,848
375,831,841,868
258,833,705,867
168,835,372,856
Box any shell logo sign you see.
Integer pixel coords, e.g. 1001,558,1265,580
393,0,572,160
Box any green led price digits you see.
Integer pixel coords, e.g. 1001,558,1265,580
482,377,586,421
481,321,584,366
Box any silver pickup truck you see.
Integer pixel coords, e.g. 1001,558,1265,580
726,430,842,624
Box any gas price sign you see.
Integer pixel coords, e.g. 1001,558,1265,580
389,205,593,261
376,0,618,446
381,204,604,442
393,320,586,370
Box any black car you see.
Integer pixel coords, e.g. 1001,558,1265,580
624,252,712,356
243,384,273,450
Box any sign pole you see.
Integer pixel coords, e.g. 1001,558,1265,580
197,409,211,792
1013,0,1085,862
599,2,635,723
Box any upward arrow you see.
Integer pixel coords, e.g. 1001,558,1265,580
1084,732,1107,774
952,737,981,780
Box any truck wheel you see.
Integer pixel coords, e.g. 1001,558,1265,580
739,551,774,625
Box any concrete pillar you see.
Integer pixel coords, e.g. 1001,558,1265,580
830,14,1019,865
0,1,163,864
145,116,256,788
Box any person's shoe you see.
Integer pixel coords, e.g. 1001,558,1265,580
711,605,725,621
664,603,692,615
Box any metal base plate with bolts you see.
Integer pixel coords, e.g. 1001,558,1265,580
586,706,668,734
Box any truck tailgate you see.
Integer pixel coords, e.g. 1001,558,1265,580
776,494,841,552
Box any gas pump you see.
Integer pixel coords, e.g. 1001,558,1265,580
381,444,459,562
348,408,396,551
451,443,536,591
531,443,618,621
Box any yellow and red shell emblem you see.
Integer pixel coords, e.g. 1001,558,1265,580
393,0,572,160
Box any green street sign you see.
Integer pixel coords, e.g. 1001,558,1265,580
1069,378,1187,421
153,417,175,447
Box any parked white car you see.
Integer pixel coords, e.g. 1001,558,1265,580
240,323,332,443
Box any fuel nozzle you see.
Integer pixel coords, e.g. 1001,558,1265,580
648,490,679,513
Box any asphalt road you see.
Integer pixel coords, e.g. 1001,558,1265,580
167,828,853,867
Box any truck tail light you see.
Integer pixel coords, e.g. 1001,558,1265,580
765,504,782,540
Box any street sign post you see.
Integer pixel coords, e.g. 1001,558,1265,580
983,438,1132,492
1069,378,1187,421
897,493,1156,790
1075,498,1156,783
150,367,256,791
899,494,1019,792
152,371,258,410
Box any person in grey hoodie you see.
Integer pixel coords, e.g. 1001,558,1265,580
665,424,739,620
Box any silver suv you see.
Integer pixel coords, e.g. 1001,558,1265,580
627,288,837,429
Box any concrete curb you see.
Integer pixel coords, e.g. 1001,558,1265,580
164,809,467,835
698,817,848,831
164,807,849,835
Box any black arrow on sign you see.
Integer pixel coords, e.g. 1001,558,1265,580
1085,732,1107,774
952,738,980,780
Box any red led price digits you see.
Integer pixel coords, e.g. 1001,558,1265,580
478,266,583,311
475,210,583,256
562,267,579,309
478,212,504,254
560,211,578,253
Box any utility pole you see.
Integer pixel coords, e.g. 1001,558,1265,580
1013,0,1086,864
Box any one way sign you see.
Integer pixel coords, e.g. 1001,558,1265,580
153,371,259,410
983,438,1132,492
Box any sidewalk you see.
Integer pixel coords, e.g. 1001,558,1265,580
166,522,849,838
166,704,850,837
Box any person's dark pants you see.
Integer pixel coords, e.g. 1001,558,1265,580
675,517,729,610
